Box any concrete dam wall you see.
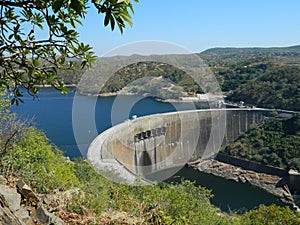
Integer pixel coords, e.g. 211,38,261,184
88,108,272,182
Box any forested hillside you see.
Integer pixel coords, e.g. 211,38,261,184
221,63,300,111
201,45,300,56
99,61,202,96
222,114,300,170
58,45,300,110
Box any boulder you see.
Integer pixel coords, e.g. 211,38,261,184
0,184,21,212
0,206,23,225
36,205,64,225
0,184,34,225
238,176,247,183
17,180,40,203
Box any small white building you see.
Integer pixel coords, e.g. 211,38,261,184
180,93,225,103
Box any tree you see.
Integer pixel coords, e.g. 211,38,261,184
0,0,138,104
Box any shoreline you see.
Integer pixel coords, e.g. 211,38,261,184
36,84,77,88
37,85,229,105
188,159,296,207
76,90,224,104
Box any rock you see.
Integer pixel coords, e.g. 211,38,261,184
229,177,239,182
232,171,241,176
17,180,40,203
247,172,259,180
190,159,289,203
238,176,247,183
0,184,34,225
283,191,294,202
15,208,34,225
244,176,253,183
36,205,64,225
40,194,59,209
0,206,23,225
36,206,52,224
0,184,21,212
259,176,277,185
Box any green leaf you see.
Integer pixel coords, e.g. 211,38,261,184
29,86,38,94
28,68,35,77
70,0,84,16
104,14,110,27
70,19,76,28
33,59,40,67
52,0,64,13
11,98,16,106
110,16,115,30
18,97,24,104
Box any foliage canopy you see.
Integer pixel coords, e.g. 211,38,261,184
0,0,138,104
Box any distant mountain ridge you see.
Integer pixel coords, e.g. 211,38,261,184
201,45,300,55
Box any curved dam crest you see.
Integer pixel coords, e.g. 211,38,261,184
87,108,273,183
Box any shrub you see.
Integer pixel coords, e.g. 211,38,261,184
111,180,235,225
0,127,80,193
240,204,300,225
65,158,112,215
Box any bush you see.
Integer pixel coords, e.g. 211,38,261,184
240,204,300,225
111,180,236,225
0,127,80,193
65,158,112,215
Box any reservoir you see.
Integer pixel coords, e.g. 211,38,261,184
11,88,286,212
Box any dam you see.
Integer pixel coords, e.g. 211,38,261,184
87,108,274,183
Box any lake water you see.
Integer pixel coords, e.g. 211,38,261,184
11,88,286,212
12,88,200,157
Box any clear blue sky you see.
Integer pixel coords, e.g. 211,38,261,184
77,0,300,56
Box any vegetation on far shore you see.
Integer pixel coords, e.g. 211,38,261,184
222,114,300,171
57,45,300,111
224,63,300,111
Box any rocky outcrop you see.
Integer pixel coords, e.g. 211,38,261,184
0,176,64,225
0,183,34,225
190,160,295,205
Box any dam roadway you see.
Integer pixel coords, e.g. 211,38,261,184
87,108,281,183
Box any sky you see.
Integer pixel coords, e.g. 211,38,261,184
77,0,300,56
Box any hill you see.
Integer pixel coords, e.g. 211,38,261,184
224,63,300,111
201,45,300,56
56,45,300,110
